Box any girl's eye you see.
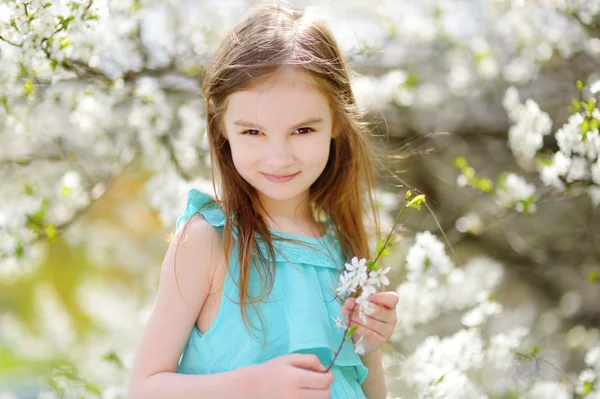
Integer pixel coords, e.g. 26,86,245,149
243,129,261,136
295,127,314,135
242,128,314,136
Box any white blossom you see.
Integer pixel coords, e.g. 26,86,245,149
405,231,455,287
495,173,536,213
585,346,600,372
539,151,572,188
461,299,503,327
590,186,600,206
503,88,553,159
353,335,366,356
555,113,585,156
526,380,570,399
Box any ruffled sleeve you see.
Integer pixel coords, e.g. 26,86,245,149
176,188,226,230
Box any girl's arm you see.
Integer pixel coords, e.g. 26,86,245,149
128,367,261,399
128,215,250,398
360,348,387,399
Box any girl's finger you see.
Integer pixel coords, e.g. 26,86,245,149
361,302,393,323
369,292,399,310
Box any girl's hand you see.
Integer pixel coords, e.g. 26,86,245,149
251,353,334,399
340,291,399,355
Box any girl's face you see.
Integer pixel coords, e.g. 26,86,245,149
222,66,334,207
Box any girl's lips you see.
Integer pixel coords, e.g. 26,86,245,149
261,172,300,183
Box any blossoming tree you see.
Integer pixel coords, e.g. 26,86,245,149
1,0,599,398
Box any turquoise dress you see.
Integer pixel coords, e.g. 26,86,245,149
175,189,368,398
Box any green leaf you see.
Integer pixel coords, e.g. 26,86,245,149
405,190,412,201
346,326,358,338
407,194,426,210
58,38,71,49
376,242,389,257
577,80,583,91
590,270,599,283
581,119,590,138
129,0,141,13
102,351,124,369
536,156,553,167
404,73,419,89
571,99,580,112
529,345,539,356
15,245,24,260
0,96,9,113
44,225,57,241
24,184,34,196
464,167,475,179
366,260,377,271
583,380,594,395
454,156,469,170
475,178,493,193
58,15,75,30
32,200,48,223
23,79,34,96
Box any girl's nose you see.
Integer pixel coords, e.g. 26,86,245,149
265,141,294,169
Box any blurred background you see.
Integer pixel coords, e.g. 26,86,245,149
0,0,599,398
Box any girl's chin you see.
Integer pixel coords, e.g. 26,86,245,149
255,187,309,201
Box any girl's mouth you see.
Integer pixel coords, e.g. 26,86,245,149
261,172,300,183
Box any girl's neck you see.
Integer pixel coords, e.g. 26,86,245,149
258,193,323,237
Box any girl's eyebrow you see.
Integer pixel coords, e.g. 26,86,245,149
233,117,324,131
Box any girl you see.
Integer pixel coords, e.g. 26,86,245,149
128,3,399,398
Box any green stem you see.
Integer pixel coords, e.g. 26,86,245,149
373,202,410,264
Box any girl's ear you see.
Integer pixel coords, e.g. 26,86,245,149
207,97,215,112
331,126,340,138
331,119,340,139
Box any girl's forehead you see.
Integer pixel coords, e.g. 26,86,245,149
224,66,331,118
245,66,322,93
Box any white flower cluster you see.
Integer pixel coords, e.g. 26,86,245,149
395,232,504,335
0,195,43,257
455,211,484,235
336,257,391,325
495,172,537,213
0,0,109,82
574,346,600,397
401,328,489,398
399,322,597,398
504,85,600,205
503,86,553,160
541,110,600,192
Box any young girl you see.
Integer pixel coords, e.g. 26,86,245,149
128,3,399,398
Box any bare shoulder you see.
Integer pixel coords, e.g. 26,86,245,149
163,214,223,303
128,214,223,390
